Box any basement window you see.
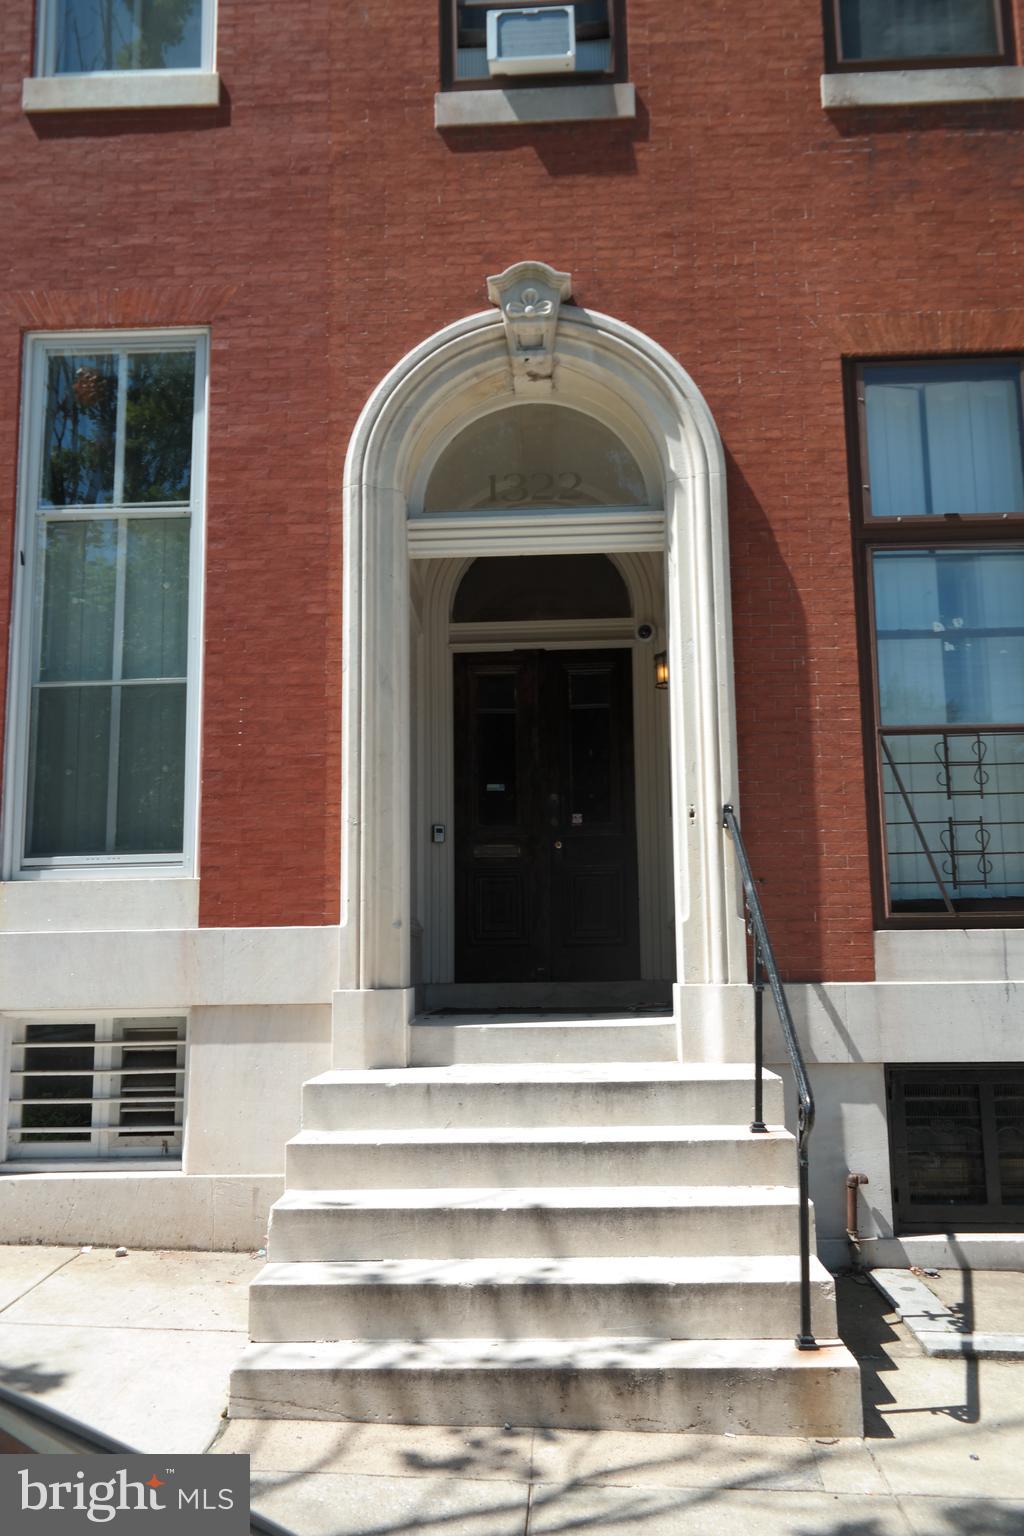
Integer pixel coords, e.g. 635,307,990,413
5,1016,187,1162
888,1065,1024,1232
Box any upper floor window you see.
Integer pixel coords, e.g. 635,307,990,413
441,1,627,90
826,0,1014,72
38,0,215,76
850,357,1024,924
2,332,207,879
861,361,1024,520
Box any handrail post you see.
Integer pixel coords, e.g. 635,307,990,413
750,933,767,1134
723,803,819,1351
796,1143,816,1350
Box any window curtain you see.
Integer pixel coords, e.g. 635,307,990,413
28,517,188,856
864,367,1024,519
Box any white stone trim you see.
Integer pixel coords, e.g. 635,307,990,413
22,72,221,113
408,508,665,557
875,927,1024,982
338,299,746,1064
821,66,1024,109
694,978,1024,1066
0,926,339,1012
435,82,635,128
0,1170,281,1251
0,878,199,933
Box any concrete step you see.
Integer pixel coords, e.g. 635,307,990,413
229,1335,864,1436
247,1255,838,1342
300,1063,783,1131
409,1015,677,1066
421,984,673,1011
285,1124,796,1190
266,1184,810,1262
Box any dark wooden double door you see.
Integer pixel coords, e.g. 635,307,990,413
454,649,640,982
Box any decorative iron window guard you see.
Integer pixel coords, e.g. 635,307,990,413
879,726,1024,912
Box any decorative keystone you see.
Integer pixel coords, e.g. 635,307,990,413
486,260,573,395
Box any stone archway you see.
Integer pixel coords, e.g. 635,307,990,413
333,264,747,1067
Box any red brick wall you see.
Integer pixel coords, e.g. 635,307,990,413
3,2,1024,974
0,3,338,928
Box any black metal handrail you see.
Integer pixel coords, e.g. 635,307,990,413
722,804,818,1351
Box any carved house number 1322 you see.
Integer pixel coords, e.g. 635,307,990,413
486,471,585,504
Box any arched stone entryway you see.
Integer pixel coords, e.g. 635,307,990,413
333,264,748,1066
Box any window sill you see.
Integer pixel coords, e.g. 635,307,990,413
821,65,1024,109
1,1161,183,1174
435,81,635,128
22,71,221,114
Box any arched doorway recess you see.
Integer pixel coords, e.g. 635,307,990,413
335,263,747,1067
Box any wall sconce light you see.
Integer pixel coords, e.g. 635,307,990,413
654,651,669,689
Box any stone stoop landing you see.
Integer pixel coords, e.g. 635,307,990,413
230,1034,863,1437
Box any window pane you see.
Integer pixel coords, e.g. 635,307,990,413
123,351,196,503
123,519,189,678
424,405,653,512
864,364,1024,518
38,520,117,683
881,729,1024,904
453,555,631,622
839,0,1000,62
115,683,186,852
28,685,112,855
874,550,1024,726
54,0,203,74
995,1081,1024,1203
903,1079,987,1205
18,1023,97,1143
875,550,1024,908
40,354,117,508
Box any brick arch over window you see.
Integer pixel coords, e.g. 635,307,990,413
334,288,747,1067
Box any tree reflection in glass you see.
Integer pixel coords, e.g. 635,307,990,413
54,0,203,74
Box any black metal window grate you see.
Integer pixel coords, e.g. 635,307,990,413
889,1065,1024,1230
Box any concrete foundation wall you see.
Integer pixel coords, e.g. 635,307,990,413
0,924,1021,1255
184,1006,332,1176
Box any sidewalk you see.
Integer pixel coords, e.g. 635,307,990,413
0,1244,1021,1535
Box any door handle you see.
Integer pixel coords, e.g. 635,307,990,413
553,840,563,850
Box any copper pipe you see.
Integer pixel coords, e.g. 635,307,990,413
846,1172,869,1241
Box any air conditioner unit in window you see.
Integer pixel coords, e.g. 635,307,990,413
486,6,577,76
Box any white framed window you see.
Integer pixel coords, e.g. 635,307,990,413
24,2,219,111
2,330,208,880
37,0,216,77
4,1015,187,1162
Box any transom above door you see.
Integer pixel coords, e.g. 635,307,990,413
454,648,640,982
